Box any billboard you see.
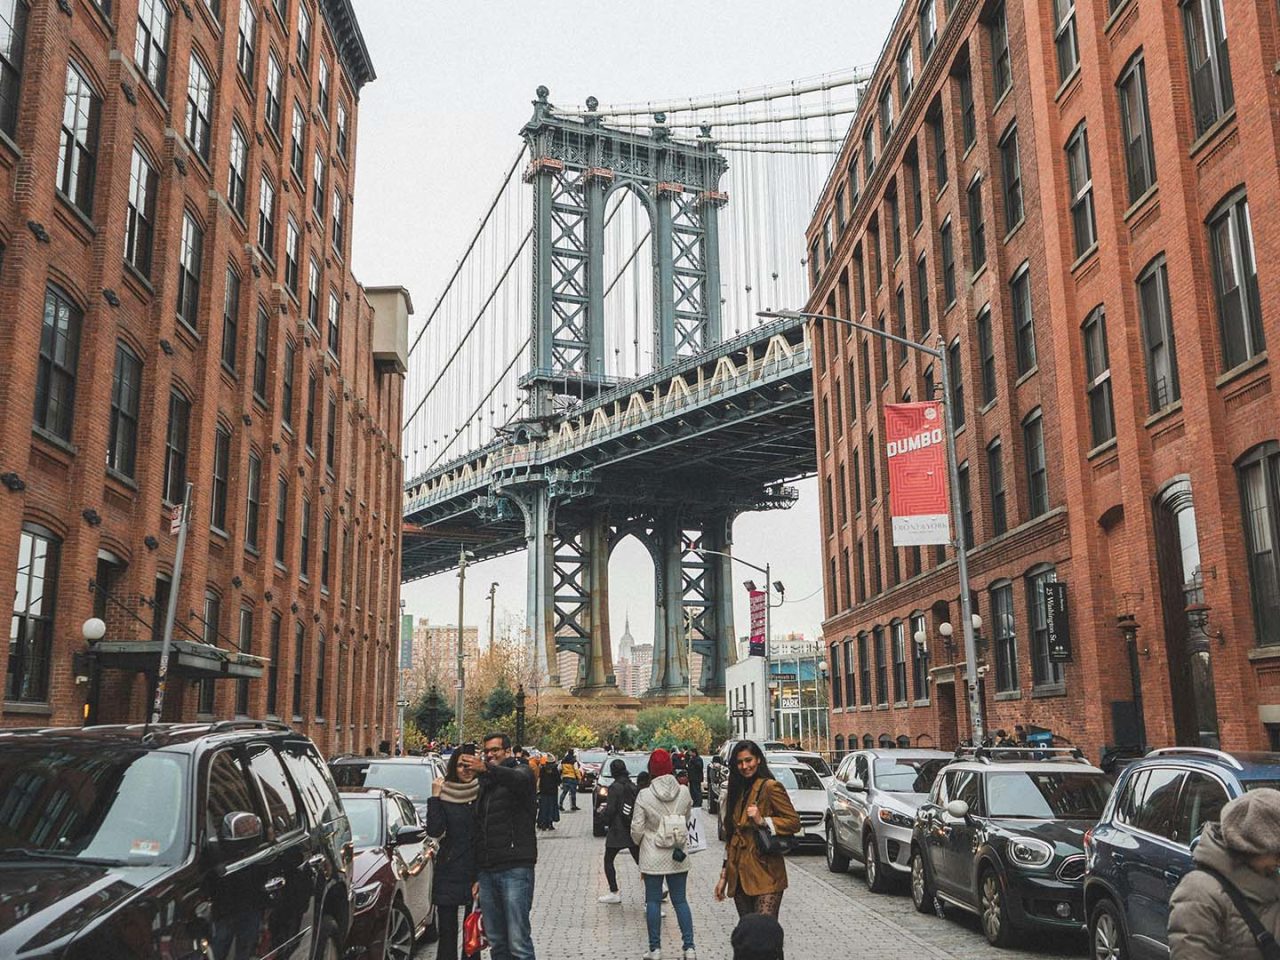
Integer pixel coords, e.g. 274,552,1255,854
884,401,950,546
748,589,766,657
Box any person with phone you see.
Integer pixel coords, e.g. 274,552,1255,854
426,748,481,959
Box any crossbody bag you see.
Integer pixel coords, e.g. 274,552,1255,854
1196,865,1280,960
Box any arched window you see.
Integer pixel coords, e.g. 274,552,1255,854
1234,450,1279,644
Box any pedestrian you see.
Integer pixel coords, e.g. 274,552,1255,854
559,750,581,811
458,732,538,960
631,748,696,960
536,752,560,831
598,758,641,904
686,747,705,808
426,747,481,960
731,913,784,960
1168,788,1280,960
714,740,800,919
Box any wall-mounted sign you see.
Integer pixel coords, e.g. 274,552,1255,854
885,402,950,546
749,589,766,656
779,696,801,709
1046,581,1072,662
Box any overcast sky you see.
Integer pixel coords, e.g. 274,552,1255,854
350,1,901,650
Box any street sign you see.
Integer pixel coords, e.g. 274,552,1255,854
780,696,801,709
730,708,754,717
1046,581,1072,662
772,672,796,681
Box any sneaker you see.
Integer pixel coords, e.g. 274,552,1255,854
642,951,662,960
598,892,622,904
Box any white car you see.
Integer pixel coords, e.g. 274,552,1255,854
766,750,834,788
716,762,828,848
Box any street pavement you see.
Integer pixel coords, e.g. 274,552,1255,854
423,798,1086,959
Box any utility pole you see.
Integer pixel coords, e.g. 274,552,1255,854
151,481,192,726
487,582,498,651
456,547,470,744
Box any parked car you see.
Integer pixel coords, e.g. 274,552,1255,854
909,747,1112,947
825,748,951,892
341,787,437,960
329,755,443,820
1084,747,1280,960
0,720,352,960
766,749,834,784
578,748,609,792
716,763,828,848
592,752,651,836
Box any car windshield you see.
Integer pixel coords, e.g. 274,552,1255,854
342,797,383,848
579,750,608,765
771,754,832,777
332,762,435,802
598,755,650,784
874,758,948,794
985,771,1111,819
0,745,189,866
773,767,824,792
1243,780,1280,793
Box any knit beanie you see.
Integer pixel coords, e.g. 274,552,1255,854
648,748,673,778
610,758,628,778
1220,787,1280,856
731,912,784,960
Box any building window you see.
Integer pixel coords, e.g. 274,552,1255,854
275,477,288,564
1066,122,1097,257
314,629,326,718
220,266,241,370
987,439,1008,536
930,111,948,190
1208,192,1263,370
991,581,1017,692
977,306,996,405
163,390,190,503
211,425,230,531
909,159,923,230
923,364,935,404
282,340,296,427
307,259,321,329
1011,263,1036,375
134,0,169,95
1054,0,1079,84
871,526,883,595
296,1,311,67
911,611,929,700
321,512,332,588
185,54,213,161
1137,256,1181,411
285,217,300,295
898,41,914,102
236,0,256,80
915,254,930,335
253,304,269,401
34,284,82,441
292,621,304,717
317,56,330,118
858,632,872,706
851,446,862,514
304,370,317,449
1027,565,1063,687
0,0,30,137
328,291,341,356
332,190,344,252
246,450,262,550
124,148,159,278
1238,442,1280,645
958,460,973,546
177,211,203,330
862,123,876,179
1118,52,1157,202
860,339,872,405
1023,408,1048,517
336,101,349,157
57,62,100,216
888,193,901,261
958,67,975,150
830,644,843,708
879,85,894,142
947,338,964,429
920,0,937,61
227,123,248,217
312,149,325,220
290,101,305,181
265,51,282,135
1083,306,1115,447
108,342,141,478
941,218,956,304
266,612,281,715
236,607,253,715
299,497,312,578
998,124,1023,232
258,172,275,259
991,2,1011,99
895,287,908,363
8,525,59,703
873,626,888,705
892,620,909,702
967,175,985,272
1183,0,1233,137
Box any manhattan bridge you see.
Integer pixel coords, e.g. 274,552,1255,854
401,73,868,698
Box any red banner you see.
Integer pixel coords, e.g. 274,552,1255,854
748,590,766,657
884,401,950,546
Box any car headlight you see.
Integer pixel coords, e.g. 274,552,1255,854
1008,838,1054,868
878,808,915,829
353,880,383,914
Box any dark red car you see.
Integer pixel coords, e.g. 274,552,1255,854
341,788,437,960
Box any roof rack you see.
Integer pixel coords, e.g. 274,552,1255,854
953,745,1089,764
1145,747,1244,770
207,719,293,733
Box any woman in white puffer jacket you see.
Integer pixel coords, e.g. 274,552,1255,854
630,748,696,960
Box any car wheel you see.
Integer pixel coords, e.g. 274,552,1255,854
980,868,1017,948
313,915,342,960
825,821,850,873
910,848,935,915
864,833,891,894
385,901,415,960
1090,899,1129,960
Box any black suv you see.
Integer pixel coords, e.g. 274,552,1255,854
0,721,353,960
909,747,1112,948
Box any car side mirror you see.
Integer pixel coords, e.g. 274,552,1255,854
846,777,866,793
393,824,428,846
945,800,970,820
219,811,263,844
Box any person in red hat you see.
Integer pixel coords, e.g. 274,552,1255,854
631,748,697,960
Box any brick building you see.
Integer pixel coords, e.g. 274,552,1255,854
0,0,410,757
807,0,1280,759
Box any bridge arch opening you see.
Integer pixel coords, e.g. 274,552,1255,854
602,182,656,380
608,531,657,696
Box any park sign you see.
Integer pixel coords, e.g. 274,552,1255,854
748,589,766,656
884,401,950,546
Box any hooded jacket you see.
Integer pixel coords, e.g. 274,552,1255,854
1168,822,1280,960
630,774,693,875
604,770,639,850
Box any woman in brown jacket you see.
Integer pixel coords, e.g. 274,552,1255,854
714,740,801,918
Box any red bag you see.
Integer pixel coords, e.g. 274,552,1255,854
463,902,488,956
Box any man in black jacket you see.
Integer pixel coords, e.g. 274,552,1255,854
686,746,705,808
459,731,538,960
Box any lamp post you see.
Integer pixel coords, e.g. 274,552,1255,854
487,582,498,651
456,547,474,744
760,308,984,745
1116,613,1148,750
515,683,527,748
817,657,832,759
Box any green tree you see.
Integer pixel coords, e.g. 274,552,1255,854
652,715,712,753
482,680,517,722
635,707,682,745
411,686,454,741
686,703,730,745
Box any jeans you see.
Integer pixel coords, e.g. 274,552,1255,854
643,872,693,952
434,902,479,960
559,780,578,810
478,866,536,960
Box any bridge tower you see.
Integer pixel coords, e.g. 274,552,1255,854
514,87,738,697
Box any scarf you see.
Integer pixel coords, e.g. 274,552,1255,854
439,778,480,804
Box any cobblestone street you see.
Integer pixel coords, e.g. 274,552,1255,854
425,801,1085,959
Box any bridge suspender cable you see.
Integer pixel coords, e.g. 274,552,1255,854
426,335,533,471
614,102,857,131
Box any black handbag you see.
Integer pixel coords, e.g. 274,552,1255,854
748,781,797,856
1197,866,1280,960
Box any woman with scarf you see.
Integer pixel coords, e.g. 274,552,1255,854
426,750,481,959
714,740,800,919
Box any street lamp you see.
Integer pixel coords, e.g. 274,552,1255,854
456,547,475,744
817,658,833,759
760,307,985,745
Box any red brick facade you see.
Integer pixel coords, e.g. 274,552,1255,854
807,0,1280,759
0,0,405,757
